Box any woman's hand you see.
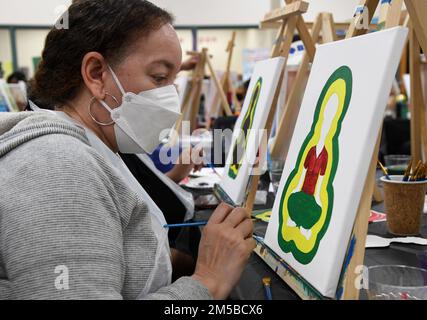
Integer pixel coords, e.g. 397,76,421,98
192,203,256,300
166,146,204,183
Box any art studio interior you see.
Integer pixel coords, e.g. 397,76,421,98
1,0,427,302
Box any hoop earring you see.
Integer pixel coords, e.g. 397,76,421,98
88,92,119,126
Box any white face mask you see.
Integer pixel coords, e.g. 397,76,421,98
95,66,181,154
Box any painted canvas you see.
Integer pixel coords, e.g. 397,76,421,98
264,27,408,298
218,57,285,205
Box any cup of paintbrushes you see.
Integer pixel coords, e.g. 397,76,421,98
381,168,427,235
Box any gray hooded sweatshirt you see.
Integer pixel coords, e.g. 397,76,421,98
0,111,211,300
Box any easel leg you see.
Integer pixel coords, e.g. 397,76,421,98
405,0,427,55
410,25,423,163
271,20,287,58
244,68,287,214
340,134,382,300
206,55,233,116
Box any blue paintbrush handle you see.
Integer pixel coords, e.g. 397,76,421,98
264,283,273,300
163,221,208,228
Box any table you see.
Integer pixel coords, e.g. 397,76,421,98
185,172,427,300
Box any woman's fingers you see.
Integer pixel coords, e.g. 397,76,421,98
235,217,254,239
245,237,257,251
224,207,248,228
208,202,234,224
194,206,256,300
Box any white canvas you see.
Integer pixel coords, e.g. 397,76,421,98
219,57,285,205
264,27,408,298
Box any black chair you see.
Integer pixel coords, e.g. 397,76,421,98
209,116,238,167
380,118,411,161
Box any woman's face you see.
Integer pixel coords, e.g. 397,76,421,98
108,23,182,96
90,23,182,151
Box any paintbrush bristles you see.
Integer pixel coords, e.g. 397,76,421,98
262,277,271,286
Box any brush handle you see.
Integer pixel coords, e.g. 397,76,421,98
264,284,273,300
163,221,208,228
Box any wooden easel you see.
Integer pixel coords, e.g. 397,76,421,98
269,10,337,162
269,0,402,208
245,1,338,212
370,0,427,171
339,0,427,299
207,32,241,128
252,0,423,300
364,0,427,171
368,0,405,203
242,0,314,212
174,48,232,135
405,0,427,164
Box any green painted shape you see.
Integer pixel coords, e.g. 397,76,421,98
228,77,262,179
288,191,322,229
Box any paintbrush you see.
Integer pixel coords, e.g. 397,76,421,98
417,163,427,181
377,160,390,180
415,164,425,181
207,163,222,178
410,160,423,181
262,277,273,300
163,221,208,228
422,164,427,181
415,162,427,181
403,159,413,181
414,164,421,181
409,161,421,181
164,217,258,228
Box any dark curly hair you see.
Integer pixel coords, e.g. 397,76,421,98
29,0,173,108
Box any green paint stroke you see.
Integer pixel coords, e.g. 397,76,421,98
228,77,262,179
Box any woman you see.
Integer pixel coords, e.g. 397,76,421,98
0,0,254,300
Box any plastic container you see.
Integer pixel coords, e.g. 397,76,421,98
367,265,427,300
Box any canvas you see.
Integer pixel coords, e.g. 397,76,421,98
264,27,408,298
218,57,285,205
